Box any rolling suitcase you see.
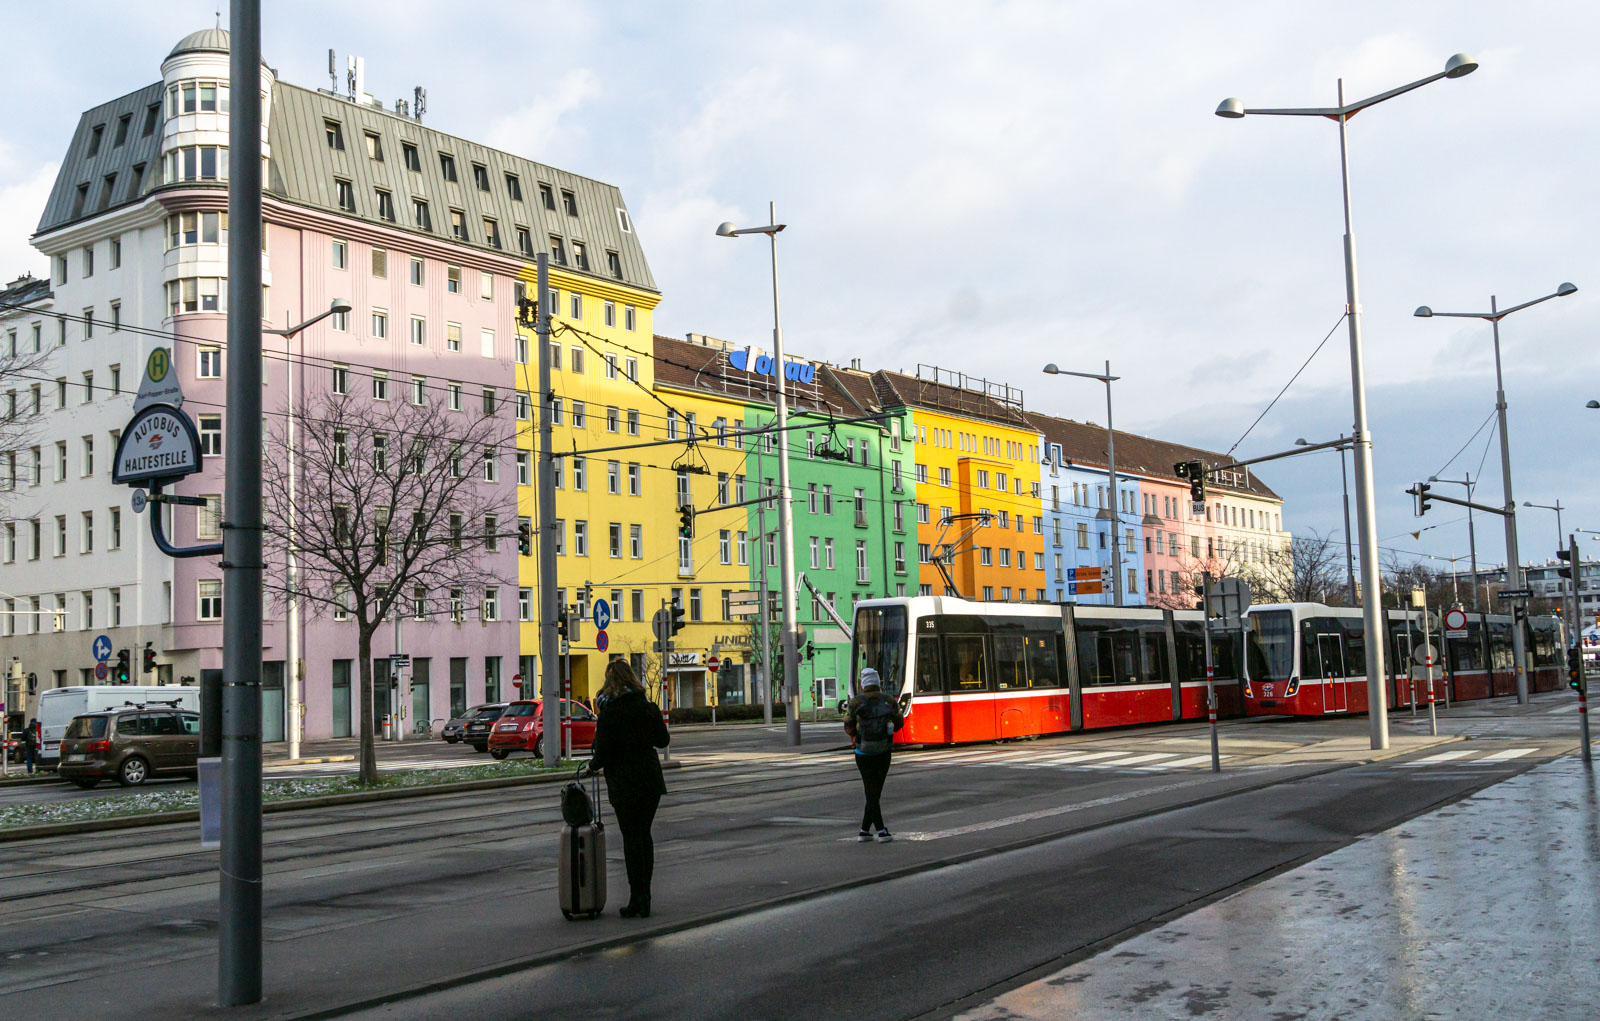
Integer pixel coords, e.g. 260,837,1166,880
559,770,607,920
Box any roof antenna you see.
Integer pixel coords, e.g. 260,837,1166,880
413,86,427,121
328,49,338,93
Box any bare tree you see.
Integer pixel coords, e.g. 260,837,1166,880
1256,530,1347,605
614,637,668,706
262,393,513,784
1,307,57,513
1381,551,1461,611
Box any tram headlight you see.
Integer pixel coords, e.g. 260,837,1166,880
1285,678,1300,697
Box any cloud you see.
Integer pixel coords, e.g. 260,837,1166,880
484,68,602,165
0,151,55,279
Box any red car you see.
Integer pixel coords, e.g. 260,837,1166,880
486,699,598,759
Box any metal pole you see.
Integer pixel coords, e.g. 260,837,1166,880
1104,364,1122,607
1201,572,1219,772
768,202,801,747
1424,601,1438,736
1489,299,1529,704
756,489,772,726
1465,475,1480,611
219,0,264,1003
285,318,301,761
1405,608,1416,715
1335,80,1390,749
392,611,403,742
537,254,560,767
1339,441,1355,599
1570,534,1591,764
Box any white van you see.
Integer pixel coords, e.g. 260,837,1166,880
37,686,199,765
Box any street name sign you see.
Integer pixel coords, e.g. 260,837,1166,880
114,405,203,484
1497,589,1533,600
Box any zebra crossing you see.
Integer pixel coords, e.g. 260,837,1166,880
898,747,1230,774
1398,747,1538,767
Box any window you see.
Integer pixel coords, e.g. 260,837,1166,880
332,364,349,394
198,415,222,456
516,226,533,255
324,120,345,150
481,328,495,358
573,521,588,556
375,189,395,221
572,241,589,271
627,409,640,435
472,162,490,191
372,369,389,401
607,251,623,280
607,406,620,432
413,199,432,231
447,266,461,293
447,322,462,351
482,386,498,415
539,183,556,210
630,524,643,559
505,173,523,200
142,103,159,136
364,131,383,161
517,451,532,485
624,306,637,332
198,579,223,620
197,495,222,540
628,463,641,495
110,237,122,269
483,218,501,249
450,208,467,240
480,271,494,300
335,178,356,213
439,152,458,181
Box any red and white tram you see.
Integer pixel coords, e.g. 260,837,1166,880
1243,602,1566,716
848,596,1257,745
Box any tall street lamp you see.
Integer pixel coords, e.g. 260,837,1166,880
1218,52,1478,750
1429,474,1481,611
265,298,351,762
1295,436,1355,601
717,205,802,746
1414,281,1578,703
1043,362,1121,605
1525,499,1568,608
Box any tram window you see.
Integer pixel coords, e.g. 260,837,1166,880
1212,634,1242,681
1025,634,1060,687
994,636,1026,690
915,634,942,694
1301,621,1322,679
1143,633,1170,683
1341,619,1365,675
1076,629,1112,686
1175,628,1206,682
1109,630,1141,684
1489,623,1513,670
944,635,989,692
1450,622,1484,671
853,605,908,695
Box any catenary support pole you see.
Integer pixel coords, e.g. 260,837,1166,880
219,0,264,1004
767,202,801,746
1489,298,1529,705
285,316,301,761
538,254,560,768
1339,441,1355,598
1466,474,1480,611
1335,80,1390,749
1104,362,1122,607
1201,572,1219,773
756,485,773,726
1570,534,1591,765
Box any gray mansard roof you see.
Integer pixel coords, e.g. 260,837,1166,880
37,60,656,295
265,82,656,292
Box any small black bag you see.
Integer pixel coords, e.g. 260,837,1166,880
561,772,594,827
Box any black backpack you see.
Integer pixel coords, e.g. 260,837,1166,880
561,776,594,827
855,697,895,754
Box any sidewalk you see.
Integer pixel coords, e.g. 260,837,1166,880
957,753,1600,1020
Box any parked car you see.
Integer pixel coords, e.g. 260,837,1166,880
487,699,598,759
463,703,509,752
56,707,201,788
36,685,199,767
440,703,495,744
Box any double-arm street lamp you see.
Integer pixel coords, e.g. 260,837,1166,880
1427,474,1482,611
1042,362,1122,606
717,206,802,746
1414,282,1578,703
1218,52,1478,750
264,298,351,762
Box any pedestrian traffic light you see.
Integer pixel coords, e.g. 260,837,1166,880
669,604,685,636
518,520,532,556
556,609,569,640
114,649,130,683
678,505,694,539
142,643,156,674
1410,482,1434,517
1557,548,1573,579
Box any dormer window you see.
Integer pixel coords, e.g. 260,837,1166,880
450,208,467,240
516,226,532,256
324,120,345,150
572,241,589,271
439,152,458,182
472,163,490,191
561,190,578,216
375,188,395,222
606,250,622,279
142,104,159,136
113,114,131,147
616,207,633,233
539,183,555,211
365,132,383,161
402,142,421,172
505,174,523,201
549,236,566,264
483,218,502,249
335,178,356,213
87,125,104,157
413,198,432,232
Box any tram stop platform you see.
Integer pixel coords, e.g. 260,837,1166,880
958,754,1600,1020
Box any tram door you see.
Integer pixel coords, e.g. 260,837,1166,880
1318,633,1349,712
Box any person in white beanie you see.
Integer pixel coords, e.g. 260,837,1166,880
843,667,904,841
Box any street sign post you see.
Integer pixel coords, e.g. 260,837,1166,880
93,635,112,662
94,662,108,682
707,654,721,674
595,630,609,653
1444,607,1469,638
592,599,611,632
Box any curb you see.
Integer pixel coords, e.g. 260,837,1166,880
0,760,683,843
267,755,358,765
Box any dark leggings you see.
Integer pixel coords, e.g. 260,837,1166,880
609,792,661,903
855,753,891,831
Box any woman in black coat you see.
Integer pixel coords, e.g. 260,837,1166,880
586,659,670,918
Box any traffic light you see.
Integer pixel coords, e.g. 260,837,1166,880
142,643,156,674
678,505,694,539
516,296,539,327
1185,461,1205,503
114,649,130,683
804,640,815,662
556,609,569,641
518,520,532,556
1410,482,1434,517
1569,646,1583,690
669,604,686,636
1557,548,1573,579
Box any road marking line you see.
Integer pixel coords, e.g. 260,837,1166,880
1159,755,1223,768
896,776,1221,841
1091,753,1177,767
1400,750,1477,766
1479,747,1537,761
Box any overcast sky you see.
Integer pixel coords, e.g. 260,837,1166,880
4,1,1595,574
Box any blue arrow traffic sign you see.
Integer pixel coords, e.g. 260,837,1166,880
592,599,612,632
93,635,112,662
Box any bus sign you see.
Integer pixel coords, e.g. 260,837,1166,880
113,404,203,484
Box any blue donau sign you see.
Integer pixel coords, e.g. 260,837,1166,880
728,347,816,384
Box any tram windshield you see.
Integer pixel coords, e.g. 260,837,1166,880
852,606,907,696
1249,610,1295,682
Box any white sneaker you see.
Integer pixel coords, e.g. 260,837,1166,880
876,830,894,842
857,830,873,842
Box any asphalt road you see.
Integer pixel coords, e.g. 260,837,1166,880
0,693,1586,1019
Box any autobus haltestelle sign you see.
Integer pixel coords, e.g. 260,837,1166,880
113,404,203,484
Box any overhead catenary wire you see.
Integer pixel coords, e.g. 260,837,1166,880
1225,312,1348,458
